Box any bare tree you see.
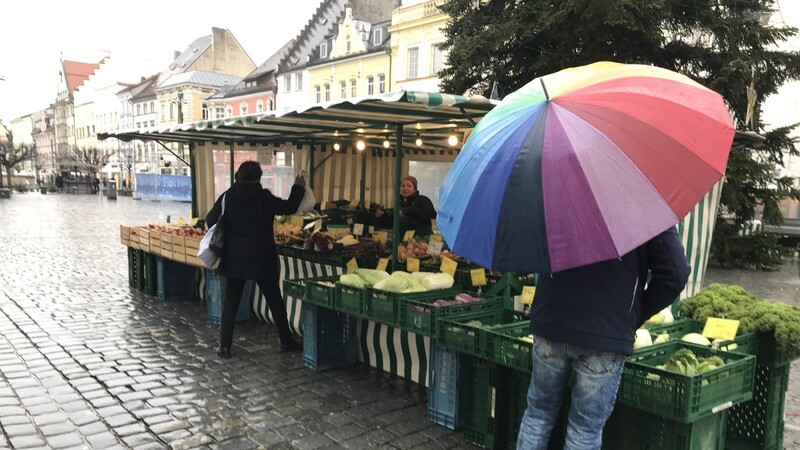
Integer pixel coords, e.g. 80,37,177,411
73,146,114,174
0,131,37,189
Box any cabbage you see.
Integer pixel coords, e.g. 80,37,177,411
653,332,670,344
634,329,653,350
681,333,711,346
353,268,390,286
339,274,366,289
411,272,433,280
372,271,428,293
644,307,674,326
423,273,455,290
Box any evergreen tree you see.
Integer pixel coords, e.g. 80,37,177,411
439,0,800,268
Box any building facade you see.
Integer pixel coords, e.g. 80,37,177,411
388,0,449,92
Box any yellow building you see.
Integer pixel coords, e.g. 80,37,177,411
388,0,449,92
306,7,392,104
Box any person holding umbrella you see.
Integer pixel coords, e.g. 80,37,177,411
516,228,690,449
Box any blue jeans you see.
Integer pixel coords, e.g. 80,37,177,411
516,335,624,450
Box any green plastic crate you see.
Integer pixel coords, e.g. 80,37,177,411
304,277,338,308
639,410,728,450
127,247,141,289
640,318,757,355
487,322,534,373
618,342,756,423
463,356,507,449
364,287,462,327
283,278,306,301
437,309,505,358
725,361,790,450
398,290,500,336
335,283,366,317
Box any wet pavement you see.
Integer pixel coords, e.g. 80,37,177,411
0,193,477,450
1,192,799,449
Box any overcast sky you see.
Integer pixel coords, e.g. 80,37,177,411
0,0,324,122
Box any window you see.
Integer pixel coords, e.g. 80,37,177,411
215,107,224,119
373,28,383,45
367,76,374,95
324,83,331,101
170,103,174,120
350,78,357,97
150,120,155,127
245,80,256,88
161,104,165,121
340,81,347,98
407,47,419,79
378,74,386,93
225,105,233,117
136,104,141,115
315,85,321,103
431,45,444,74
320,42,328,58
240,102,248,115
268,99,274,111
202,102,209,120
295,73,303,91
284,75,292,92
346,35,351,53
256,99,264,113
150,101,155,113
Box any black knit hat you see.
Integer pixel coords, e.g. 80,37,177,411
235,161,262,182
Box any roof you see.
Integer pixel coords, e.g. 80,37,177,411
157,35,212,84
98,91,497,150
158,71,243,89
62,60,101,92
244,40,294,81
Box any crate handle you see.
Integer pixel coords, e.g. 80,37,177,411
711,401,733,414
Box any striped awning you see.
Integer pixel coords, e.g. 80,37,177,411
99,91,497,150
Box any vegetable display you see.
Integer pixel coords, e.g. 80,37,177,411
679,283,800,360
658,348,725,376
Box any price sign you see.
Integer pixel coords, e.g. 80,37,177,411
427,241,444,256
431,219,438,231
470,268,487,287
349,198,359,207
177,217,186,225
407,257,420,272
290,215,304,227
374,231,388,244
429,234,443,243
403,230,416,242
702,317,740,341
352,223,364,236
376,258,390,271
440,257,457,276
346,257,358,274
521,286,536,305
190,217,199,226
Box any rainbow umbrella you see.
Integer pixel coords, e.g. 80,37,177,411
437,61,735,273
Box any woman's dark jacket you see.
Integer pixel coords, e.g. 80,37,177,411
206,182,304,281
378,192,437,235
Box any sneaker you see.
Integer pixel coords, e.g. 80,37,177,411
280,340,303,353
217,347,232,359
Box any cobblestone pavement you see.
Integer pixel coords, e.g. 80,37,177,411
0,193,478,450
704,261,800,449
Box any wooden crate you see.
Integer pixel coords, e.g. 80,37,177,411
159,232,174,259
172,236,186,263
184,237,203,267
129,227,142,250
138,229,151,253
149,231,162,256
120,225,131,246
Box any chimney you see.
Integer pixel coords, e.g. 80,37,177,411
212,27,228,72
174,51,181,61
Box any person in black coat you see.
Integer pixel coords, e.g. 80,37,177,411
206,161,306,358
374,176,437,236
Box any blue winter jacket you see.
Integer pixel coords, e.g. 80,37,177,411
529,227,691,355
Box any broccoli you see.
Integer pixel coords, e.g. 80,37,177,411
679,283,800,360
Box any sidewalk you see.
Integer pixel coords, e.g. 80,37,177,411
0,194,477,449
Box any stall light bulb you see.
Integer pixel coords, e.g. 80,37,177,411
356,140,366,151
383,140,390,149
448,135,458,146
415,137,423,147
333,142,341,151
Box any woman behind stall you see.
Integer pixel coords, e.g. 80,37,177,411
206,161,306,358
375,175,437,237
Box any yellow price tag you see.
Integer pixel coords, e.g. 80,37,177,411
190,217,199,226
702,317,740,341
429,234,443,243
403,230,416,242
346,257,358,274
177,217,186,226
290,215,304,227
521,286,536,305
407,257,420,272
470,268,487,287
431,219,438,231
440,257,457,276
349,198,359,207
376,258,390,271
374,231,388,244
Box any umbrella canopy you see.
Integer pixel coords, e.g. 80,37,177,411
437,62,735,273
